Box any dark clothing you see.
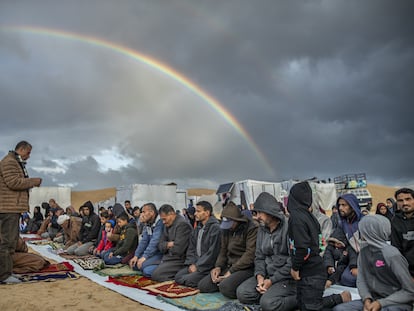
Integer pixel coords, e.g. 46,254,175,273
198,268,254,299
297,275,325,311
215,218,258,273
288,183,325,278
151,215,192,282
390,212,414,277
79,201,100,244
0,213,20,281
112,222,138,257
175,216,221,287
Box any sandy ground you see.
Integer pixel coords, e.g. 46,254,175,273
0,251,159,311
0,183,398,311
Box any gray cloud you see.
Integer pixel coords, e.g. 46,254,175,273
1,0,413,190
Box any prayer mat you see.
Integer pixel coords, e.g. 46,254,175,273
39,261,74,273
106,274,157,289
143,280,200,298
157,292,233,310
15,271,80,283
94,264,142,277
59,253,95,260
27,239,52,245
72,257,105,270
204,301,261,311
22,236,43,242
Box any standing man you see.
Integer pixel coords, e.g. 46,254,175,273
0,141,42,284
391,187,414,277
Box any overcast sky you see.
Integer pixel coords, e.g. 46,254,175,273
1,1,413,191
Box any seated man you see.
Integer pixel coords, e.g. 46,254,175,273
334,215,414,311
198,201,258,299
237,192,297,311
66,201,101,256
175,201,221,287
129,203,164,277
151,204,193,282
102,212,138,265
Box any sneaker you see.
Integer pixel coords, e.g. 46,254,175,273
0,275,22,284
340,290,352,303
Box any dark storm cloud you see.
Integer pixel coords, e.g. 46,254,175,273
1,0,413,190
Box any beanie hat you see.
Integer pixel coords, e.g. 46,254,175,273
107,219,116,228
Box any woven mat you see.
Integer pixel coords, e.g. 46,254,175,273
39,261,74,272
106,274,157,289
14,271,80,283
94,264,141,276
157,292,233,310
143,280,200,298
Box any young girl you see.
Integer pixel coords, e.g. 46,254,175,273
94,219,115,258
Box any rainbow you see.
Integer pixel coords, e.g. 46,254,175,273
1,25,274,174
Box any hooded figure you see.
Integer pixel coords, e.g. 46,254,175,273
287,182,327,311
334,215,414,311
336,193,363,254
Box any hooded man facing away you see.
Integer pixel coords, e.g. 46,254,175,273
65,201,101,256
333,215,414,311
237,192,297,311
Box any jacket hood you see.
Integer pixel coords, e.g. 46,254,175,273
327,229,348,248
81,200,95,214
253,192,284,220
359,215,390,249
287,181,312,213
336,193,362,221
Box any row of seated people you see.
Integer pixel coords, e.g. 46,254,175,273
26,185,414,311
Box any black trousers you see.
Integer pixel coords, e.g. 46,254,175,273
0,213,20,281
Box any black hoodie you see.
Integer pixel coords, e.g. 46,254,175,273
287,182,325,277
79,201,101,243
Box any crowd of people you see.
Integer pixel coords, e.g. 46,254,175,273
1,141,414,311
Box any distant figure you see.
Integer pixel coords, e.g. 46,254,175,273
375,202,393,221
0,140,42,284
386,197,397,215
333,215,414,311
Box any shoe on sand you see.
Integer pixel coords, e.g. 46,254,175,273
340,290,352,303
0,275,22,284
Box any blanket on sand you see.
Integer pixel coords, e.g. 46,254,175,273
143,280,200,298
107,275,157,289
157,292,233,310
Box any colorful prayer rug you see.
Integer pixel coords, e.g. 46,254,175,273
15,271,80,283
143,280,200,298
106,274,157,289
94,264,142,277
72,257,105,270
22,236,44,242
157,292,233,310
39,261,74,272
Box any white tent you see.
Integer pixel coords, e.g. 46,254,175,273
28,186,71,214
115,184,178,210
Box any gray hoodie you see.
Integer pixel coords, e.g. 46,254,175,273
357,215,414,307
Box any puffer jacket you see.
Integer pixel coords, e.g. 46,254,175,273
0,152,38,213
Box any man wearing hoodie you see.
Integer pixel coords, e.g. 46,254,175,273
237,192,297,311
198,201,258,299
66,201,101,256
334,193,364,287
391,187,414,278
175,200,221,288
333,215,414,311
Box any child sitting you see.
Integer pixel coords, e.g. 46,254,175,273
94,219,115,258
323,230,357,288
102,212,138,265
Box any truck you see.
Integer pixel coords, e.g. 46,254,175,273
334,173,373,210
